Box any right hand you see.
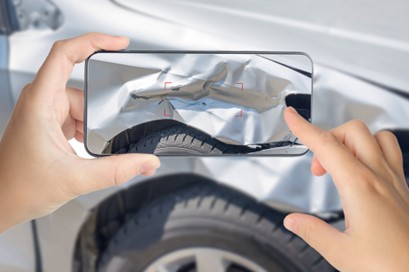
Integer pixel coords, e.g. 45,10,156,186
283,107,409,272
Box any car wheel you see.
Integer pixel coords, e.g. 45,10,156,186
97,184,335,272
122,124,260,155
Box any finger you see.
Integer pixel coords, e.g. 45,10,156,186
62,115,76,140
330,120,385,174
76,120,84,134
67,87,84,122
285,107,370,192
61,119,83,141
61,116,83,140
32,33,129,94
311,156,326,176
74,131,84,143
73,154,160,195
284,213,346,269
374,130,405,178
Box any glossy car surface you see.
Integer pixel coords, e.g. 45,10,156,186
0,0,408,271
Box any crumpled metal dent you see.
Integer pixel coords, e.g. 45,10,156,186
86,52,311,154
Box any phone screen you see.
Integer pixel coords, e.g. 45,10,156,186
85,51,312,156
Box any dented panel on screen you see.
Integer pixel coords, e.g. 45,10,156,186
85,51,312,156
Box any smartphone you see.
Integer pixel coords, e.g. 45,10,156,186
84,51,312,156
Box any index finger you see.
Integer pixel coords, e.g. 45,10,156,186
32,32,129,94
285,107,371,192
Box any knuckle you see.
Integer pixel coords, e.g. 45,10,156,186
86,31,101,38
355,168,385,193
319,130,337,144
19,83,32,98
51,40,66,53
348,119,368,131
111,159,129,186
22,83,32,92
376,130,396,141
299,221,315,245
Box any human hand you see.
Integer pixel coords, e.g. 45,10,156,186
283,107,409,271
0,33,160,232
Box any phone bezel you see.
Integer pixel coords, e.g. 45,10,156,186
84,50,313,157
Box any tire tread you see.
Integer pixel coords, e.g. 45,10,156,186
98,184,336,272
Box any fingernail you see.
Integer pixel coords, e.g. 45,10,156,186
287,106,299,116
114,35,128,39
139,161,159,176
284,217,297,233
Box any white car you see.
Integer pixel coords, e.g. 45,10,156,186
0,0,408,271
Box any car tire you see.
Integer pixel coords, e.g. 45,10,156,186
124,124,258,155
97,184,335,272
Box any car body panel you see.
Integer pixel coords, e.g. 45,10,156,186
0,0,408,271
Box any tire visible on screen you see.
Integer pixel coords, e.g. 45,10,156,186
124,124,258,155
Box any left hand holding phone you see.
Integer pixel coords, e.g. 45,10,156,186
0,33,160,232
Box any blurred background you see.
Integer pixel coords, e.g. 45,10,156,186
1,1,408,271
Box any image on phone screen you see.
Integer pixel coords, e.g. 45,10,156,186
85,51,312,156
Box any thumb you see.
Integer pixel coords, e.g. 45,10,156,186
74,153,160,195
284,213,346,268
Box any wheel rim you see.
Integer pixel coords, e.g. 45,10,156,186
144,247,268,272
